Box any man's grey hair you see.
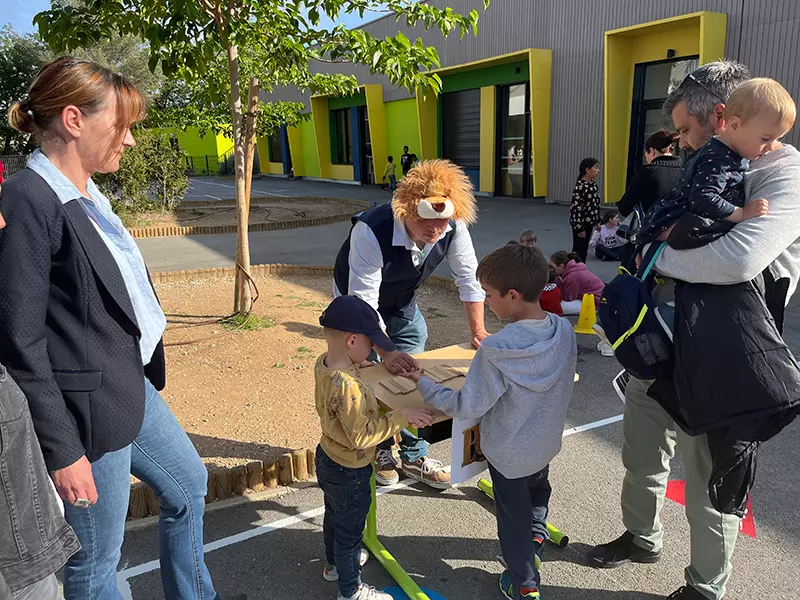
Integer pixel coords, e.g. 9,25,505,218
663,60,751,124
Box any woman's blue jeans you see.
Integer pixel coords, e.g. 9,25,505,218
63,379,216,600
373,307,430,462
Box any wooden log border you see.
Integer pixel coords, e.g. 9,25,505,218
130,447,317,520
127,197,370,239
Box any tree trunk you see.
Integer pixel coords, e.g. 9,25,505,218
243,77,260,214
225,41,252,314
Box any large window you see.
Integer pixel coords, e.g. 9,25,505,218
331,108,353,165
268,129,283,163
497,83,530,197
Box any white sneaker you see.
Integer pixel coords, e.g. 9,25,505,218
323,548,370,581
597,341,615,357
338,582,393,600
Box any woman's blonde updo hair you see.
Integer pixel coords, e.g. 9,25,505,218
8,56,146,141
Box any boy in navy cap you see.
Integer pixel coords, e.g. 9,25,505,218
315,295,435,600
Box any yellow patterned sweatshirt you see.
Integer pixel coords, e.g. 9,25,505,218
315,354,408,468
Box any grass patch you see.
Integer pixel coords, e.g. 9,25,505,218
273,362,286,368
297,346,314,353
296,300,327,309
221,313,276,331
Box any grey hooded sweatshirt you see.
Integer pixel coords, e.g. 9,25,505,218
417,314,577,479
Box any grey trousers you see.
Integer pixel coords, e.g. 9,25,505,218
621,377,740,600
12,574,61,600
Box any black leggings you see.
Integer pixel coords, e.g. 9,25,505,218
572,225,593,263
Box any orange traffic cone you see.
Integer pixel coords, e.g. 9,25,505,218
573,293,597,334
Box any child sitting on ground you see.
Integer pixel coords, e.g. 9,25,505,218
549,251,604,314
589,210,625,262
519,229,537,247
539,265,563,316
315,295,435,600
401,244,576,600
381,155,397,192
638,78,795,246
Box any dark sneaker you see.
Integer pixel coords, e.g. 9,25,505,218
666,586,706,599
499,570,540,599
588,531,661,568
374,448,399,486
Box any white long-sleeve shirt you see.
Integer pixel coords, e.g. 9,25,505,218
333,218,485,328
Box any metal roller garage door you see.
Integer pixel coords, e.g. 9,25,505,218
442,89,480,177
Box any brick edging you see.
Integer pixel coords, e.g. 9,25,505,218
129,448,316,520
128,197,371,239
151,262,458,293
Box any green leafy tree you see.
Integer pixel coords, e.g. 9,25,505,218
0,26,50,154
36,0,491,313
95,129,188,215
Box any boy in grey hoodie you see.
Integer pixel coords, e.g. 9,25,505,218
401,244,576,600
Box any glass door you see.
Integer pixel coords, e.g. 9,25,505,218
496,83,530,197
627,57,698,184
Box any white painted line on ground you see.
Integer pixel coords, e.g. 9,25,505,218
116,413,625,597
562,414,624,437
205,194,222,200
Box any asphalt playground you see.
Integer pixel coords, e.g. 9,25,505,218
123,176,800,600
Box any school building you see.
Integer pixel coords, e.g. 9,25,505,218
260,0,800,204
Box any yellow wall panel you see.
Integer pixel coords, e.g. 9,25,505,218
416,91,439,160
329,164,355,180
479,86,496,193
529,49,553,197
364,85,388,184
310,96,332,179
287,125,303,177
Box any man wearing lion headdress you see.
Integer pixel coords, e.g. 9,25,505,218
333,159,488,489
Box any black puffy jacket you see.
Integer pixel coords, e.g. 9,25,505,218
617,155,683,217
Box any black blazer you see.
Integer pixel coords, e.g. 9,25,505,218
0,168,165,471
617,154,683,217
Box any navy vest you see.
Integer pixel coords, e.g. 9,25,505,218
333,203,456,322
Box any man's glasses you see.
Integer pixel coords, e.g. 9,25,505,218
682,72,726,104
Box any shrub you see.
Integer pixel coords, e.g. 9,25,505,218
96,129,189,215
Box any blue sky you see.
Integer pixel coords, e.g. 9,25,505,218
3,0,386,34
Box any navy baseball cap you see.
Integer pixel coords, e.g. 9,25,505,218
319,296,396,353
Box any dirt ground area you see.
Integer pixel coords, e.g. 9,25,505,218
125,199,362,229
156,274,503,470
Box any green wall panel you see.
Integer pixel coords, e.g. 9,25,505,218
441,60,529,93
299,116,321,178
385,99,421,164
328,91,367,110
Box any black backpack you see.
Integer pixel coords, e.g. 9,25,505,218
598,243,673,380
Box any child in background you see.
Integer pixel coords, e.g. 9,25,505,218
539,265,563,316
638,78,795,246
549,251,605,314
519,229,537,247
589,210,625,262
401,244,576,600
315,295,435,600
382,156,397,192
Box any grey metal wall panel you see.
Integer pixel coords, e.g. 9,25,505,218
262,0,800,202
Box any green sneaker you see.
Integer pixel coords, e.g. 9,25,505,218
499,570,540,599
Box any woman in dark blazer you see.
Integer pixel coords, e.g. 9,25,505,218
617,130,683,269
0,58,242,600
618,130,683,218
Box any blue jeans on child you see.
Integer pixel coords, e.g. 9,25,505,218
489,463,552,596
371,307,429,463
63,379,216,600
388,174,397,192
316,446,373,598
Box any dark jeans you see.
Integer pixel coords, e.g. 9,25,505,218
595,244,625,262
489,463,552,595
316,446,373,598
388,174,397,192
572,225,593,263
373,307,430,463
